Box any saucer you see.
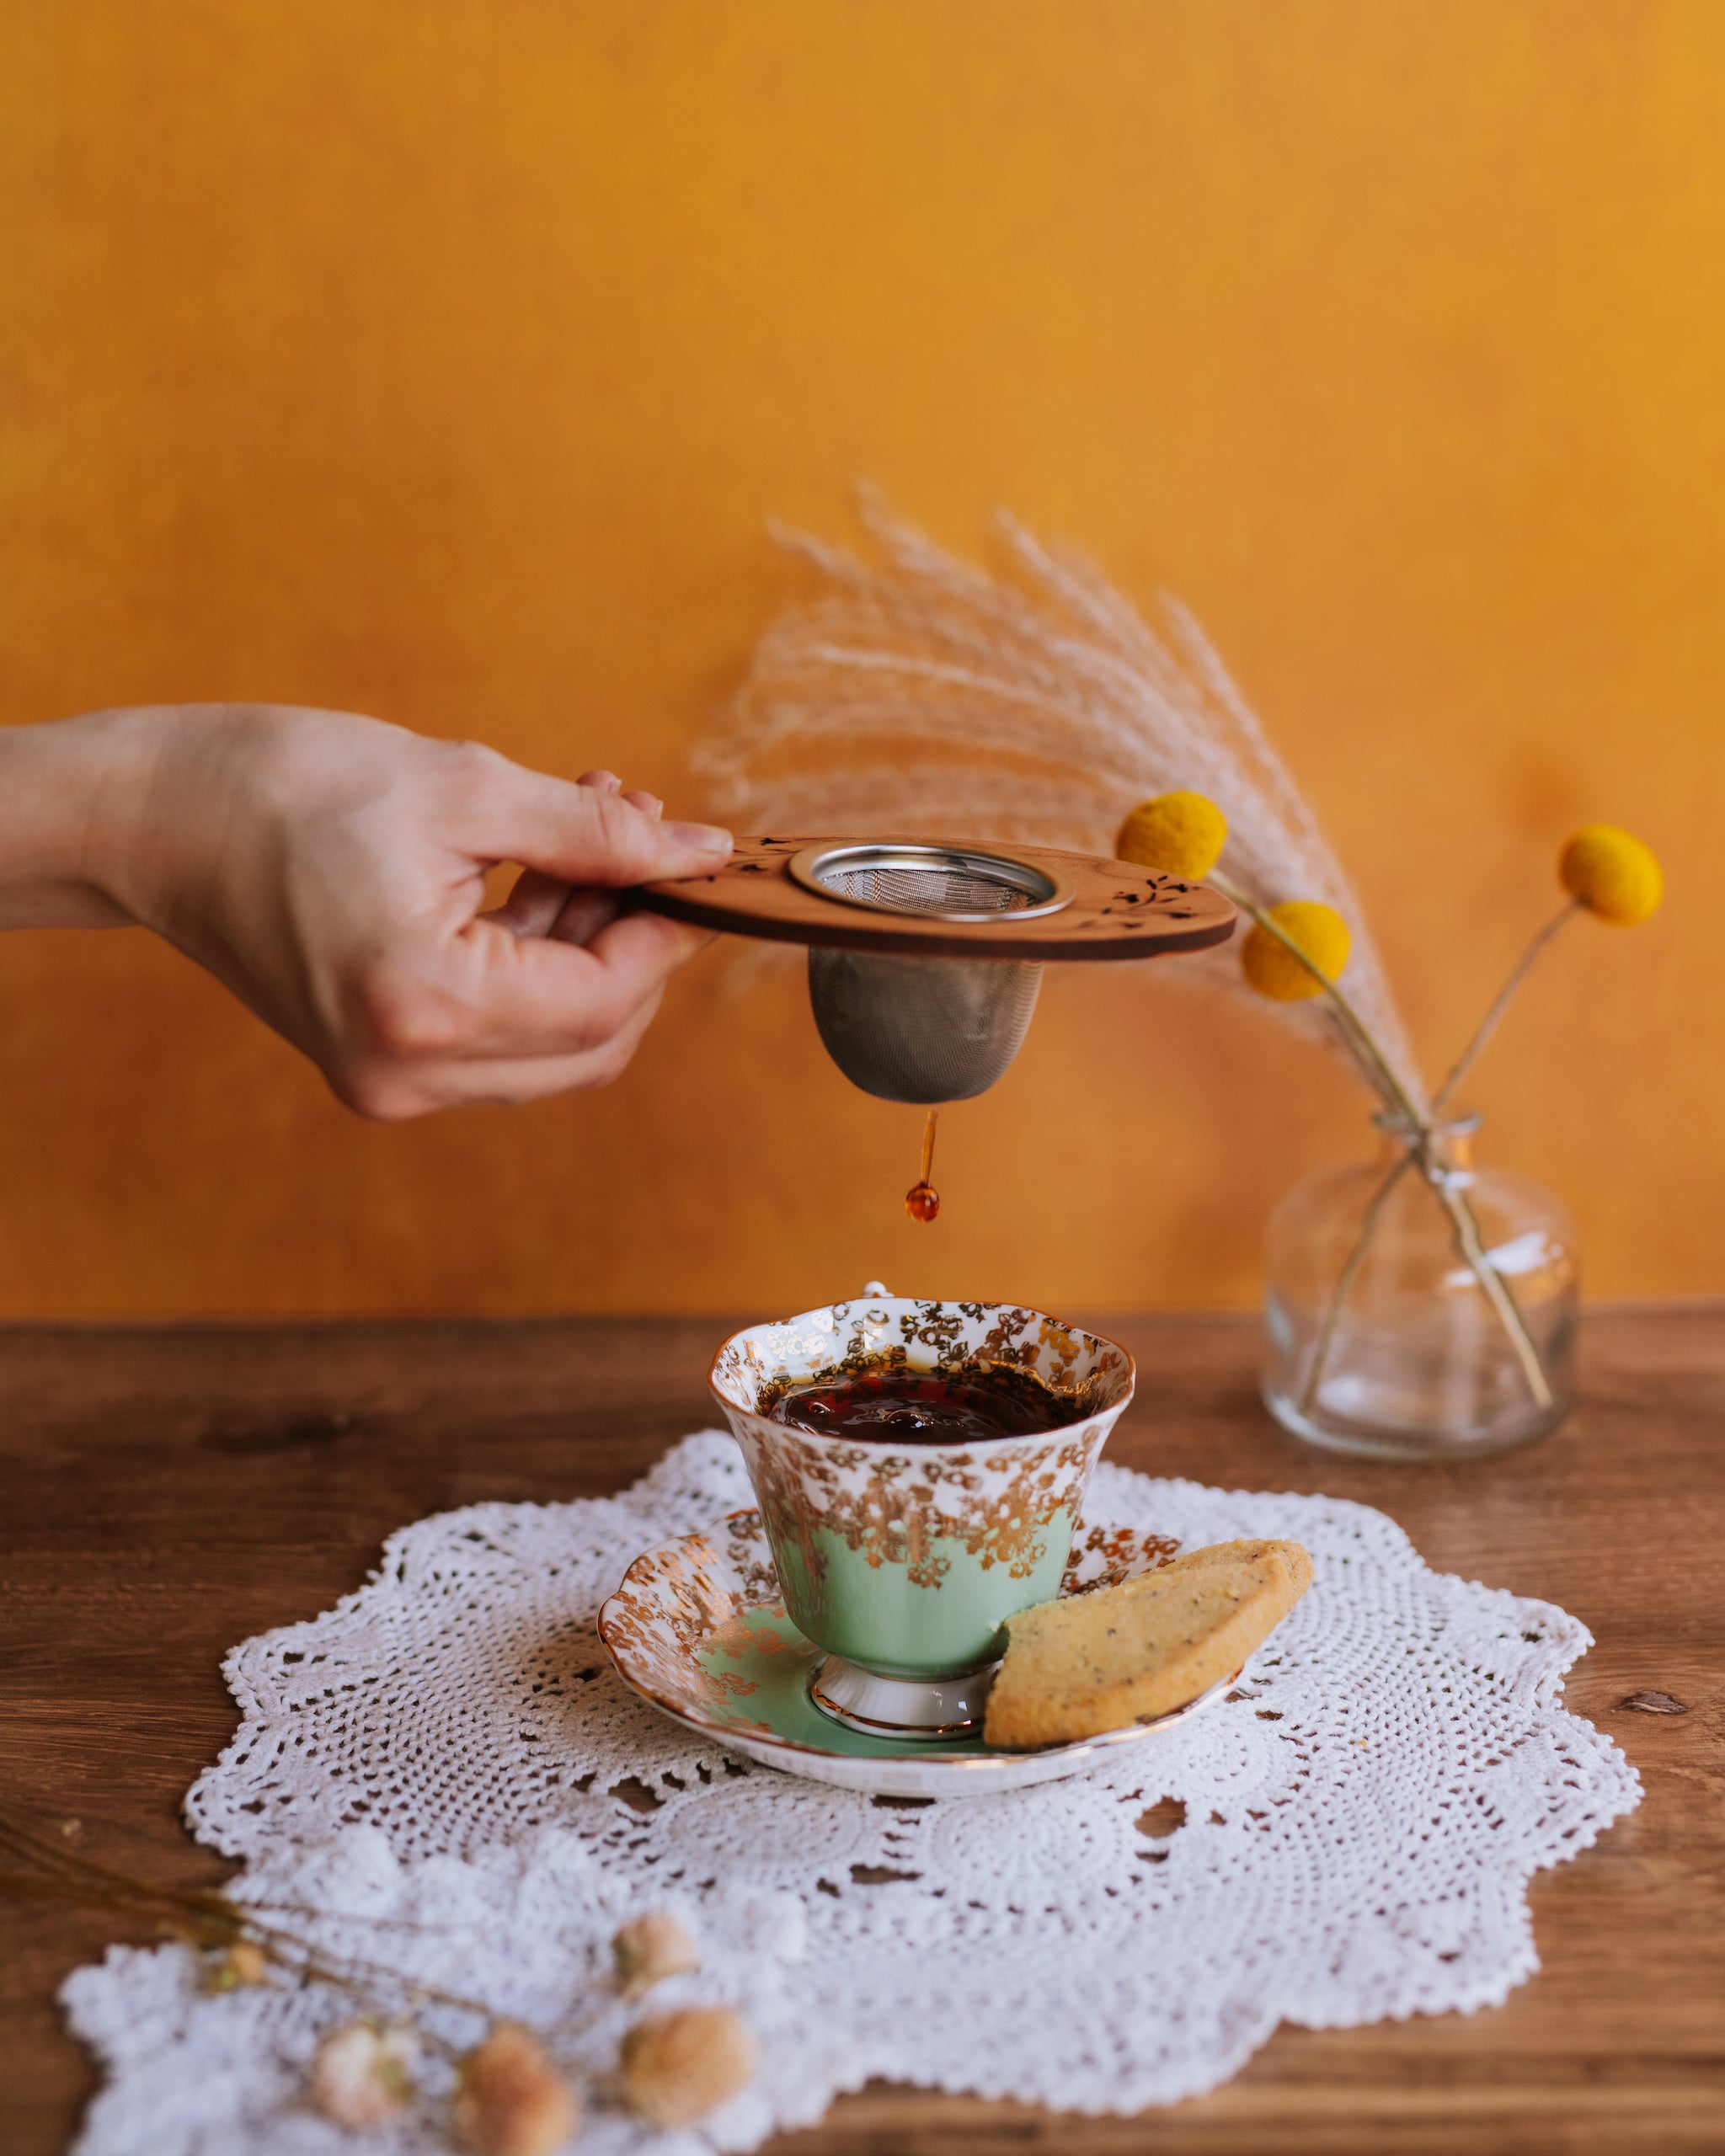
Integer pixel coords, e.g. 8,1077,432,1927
598,1508,1235,1799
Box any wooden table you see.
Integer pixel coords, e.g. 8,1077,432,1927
3,1307,1721,2153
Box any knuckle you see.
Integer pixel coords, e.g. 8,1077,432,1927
443,735,505,776
346,964,466,1059
587,788,655,862
436,737,513,808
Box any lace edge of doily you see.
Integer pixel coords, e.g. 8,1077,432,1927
186,1435,1643,1869
184,1434,751,1854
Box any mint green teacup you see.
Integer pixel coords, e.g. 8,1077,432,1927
710,1289,1135,1741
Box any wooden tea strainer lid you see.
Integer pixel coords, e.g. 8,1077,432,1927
633,835,1236,961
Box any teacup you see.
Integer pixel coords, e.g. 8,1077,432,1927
709,1288,1135,1740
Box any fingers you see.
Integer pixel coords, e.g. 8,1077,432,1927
467,909,712,1059
332,936,681,1118
455,1007,665,1105
488,867,570,938
339,906,711,1082
547,888,622,947
462,757,730,889
577,769,662,822
487,778,663,938
332,989,667,1116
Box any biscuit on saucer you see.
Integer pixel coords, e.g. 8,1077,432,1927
984,1538,1313,1750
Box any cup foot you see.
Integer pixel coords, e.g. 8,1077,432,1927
808,1654,996,1742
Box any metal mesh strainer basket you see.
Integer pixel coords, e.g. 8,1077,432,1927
793,843,1071,1102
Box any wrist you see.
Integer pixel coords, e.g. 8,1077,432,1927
0,707,180,930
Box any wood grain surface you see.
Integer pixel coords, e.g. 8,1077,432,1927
1,1306,1720,2154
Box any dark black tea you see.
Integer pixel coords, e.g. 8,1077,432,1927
767,1365,1086,1444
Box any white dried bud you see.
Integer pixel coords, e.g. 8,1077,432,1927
621,2004,757,2129
612,1909,698,2000
311,2020,415,2130
453,2023,580,2156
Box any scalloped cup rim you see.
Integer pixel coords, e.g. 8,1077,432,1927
708,1294,1136,1452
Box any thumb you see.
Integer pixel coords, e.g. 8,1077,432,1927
464,761,731,887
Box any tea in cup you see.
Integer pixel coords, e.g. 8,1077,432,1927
709,1289,1135,1740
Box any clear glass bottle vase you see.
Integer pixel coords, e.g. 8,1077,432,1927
1262,1114,1578,1461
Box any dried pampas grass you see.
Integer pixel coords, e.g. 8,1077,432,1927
697,494,1424,1110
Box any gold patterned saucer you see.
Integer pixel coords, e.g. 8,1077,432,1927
598,1508,1236,1800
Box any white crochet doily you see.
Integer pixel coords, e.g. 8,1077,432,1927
65,1432,1640,2151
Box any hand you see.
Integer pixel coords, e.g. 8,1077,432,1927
0,704,732,1117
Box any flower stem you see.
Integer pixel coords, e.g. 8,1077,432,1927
1439,1178,1553,1409
1432,899,1579,1117
1295,1149,1414,1418
0,1804,499,2028
1212,871,1553,1414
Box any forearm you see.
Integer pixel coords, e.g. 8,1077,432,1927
0,708,170,929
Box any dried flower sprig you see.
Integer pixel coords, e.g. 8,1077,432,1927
0,1801,498,2031
2,1806,752,2146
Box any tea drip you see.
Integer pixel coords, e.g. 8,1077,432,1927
635,835,1236,1104
905,1107,940,1222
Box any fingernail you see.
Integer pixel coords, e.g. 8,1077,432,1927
665,821,732,854
646,795,664,820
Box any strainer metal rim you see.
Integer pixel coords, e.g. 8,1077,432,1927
786,841,1076,925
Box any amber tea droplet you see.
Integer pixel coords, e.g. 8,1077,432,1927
905,1107,941,1223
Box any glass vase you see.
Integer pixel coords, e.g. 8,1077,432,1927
1262,1114,1578,1461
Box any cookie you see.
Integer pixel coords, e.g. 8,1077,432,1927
983,1537,1313,1750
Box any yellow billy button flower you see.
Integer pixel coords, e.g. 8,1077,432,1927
1242,900,1352,1002
1559,825,1663,926
1115,792,1228,880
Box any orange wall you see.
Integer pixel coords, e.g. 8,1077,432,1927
1,1,1719,1317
